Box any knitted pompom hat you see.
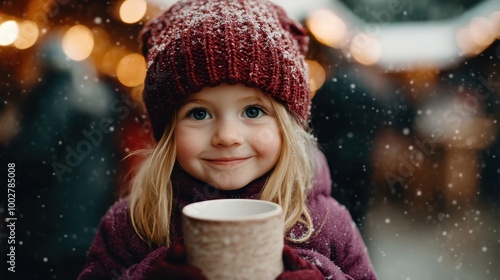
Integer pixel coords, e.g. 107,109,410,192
141,0,311,140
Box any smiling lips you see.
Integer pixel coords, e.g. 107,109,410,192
205,157,250,166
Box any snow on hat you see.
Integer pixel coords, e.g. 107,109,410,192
141,0,311,140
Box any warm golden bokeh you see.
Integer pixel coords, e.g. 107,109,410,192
306,59,326,95
0,20,19,46
116,53,147,87
350,33,381,65
62,25,94,61
13,20,39,49
119,0,147,24
307,9,347,48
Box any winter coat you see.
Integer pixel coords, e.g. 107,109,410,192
78,152,377,279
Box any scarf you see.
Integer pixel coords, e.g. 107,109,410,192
168,165,270,239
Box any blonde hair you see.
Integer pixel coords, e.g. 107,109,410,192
129,98,318,247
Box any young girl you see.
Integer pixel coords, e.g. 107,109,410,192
79,0,377,279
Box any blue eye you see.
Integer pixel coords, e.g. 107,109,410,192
188,108,210,120
243,106,264,118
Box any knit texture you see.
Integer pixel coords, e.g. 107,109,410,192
141,0,311,140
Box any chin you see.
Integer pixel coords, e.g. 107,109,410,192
210,179,249,191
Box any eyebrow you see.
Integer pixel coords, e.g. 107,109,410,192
240,95,268,104
183,94,270,106
182,98,212,106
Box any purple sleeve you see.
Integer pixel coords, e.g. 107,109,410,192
77,199,167,279
295,248,354,280
294,199,377,280
325,202,377,279
294,151,378,279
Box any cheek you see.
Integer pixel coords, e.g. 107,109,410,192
176,142,193,163
253,127,282,158
174,128,200,162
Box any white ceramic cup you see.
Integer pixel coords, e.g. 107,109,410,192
182,199,284,280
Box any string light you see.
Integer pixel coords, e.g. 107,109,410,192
0,20,19,46
491,11,500,39
350,33,381,66
456,16,497,57
13,20,39,49
119,0,147,24
62,25,94,61
307,9,347,48
469,17,496,48
306,60,326,96
116,53,147,87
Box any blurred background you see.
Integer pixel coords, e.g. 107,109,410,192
0,0,499,279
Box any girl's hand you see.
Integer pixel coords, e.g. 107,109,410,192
276,245,324,280
145,238,207,280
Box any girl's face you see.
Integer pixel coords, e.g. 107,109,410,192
174,83,282,191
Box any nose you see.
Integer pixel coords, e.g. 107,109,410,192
212,120,244,147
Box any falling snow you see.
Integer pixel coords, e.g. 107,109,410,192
1,0,499,279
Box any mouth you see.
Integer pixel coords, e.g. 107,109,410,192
205,157,250,166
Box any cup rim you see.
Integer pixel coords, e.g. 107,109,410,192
182,199,283,222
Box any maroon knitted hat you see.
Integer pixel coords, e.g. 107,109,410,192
141,0,311,140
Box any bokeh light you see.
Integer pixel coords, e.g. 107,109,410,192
62,25,94,61
119,0,147,24
306,60,326,95
13,20,39,49
457,16,498,56
116,53,147,87
130,84,145,104
350,33,381,65
99,47,129,77
307,9,347,48
0,20,19,46
491,11,500,39
469,17,496,48
456,27,479,56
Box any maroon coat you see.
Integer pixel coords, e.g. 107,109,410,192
78,152,377,279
